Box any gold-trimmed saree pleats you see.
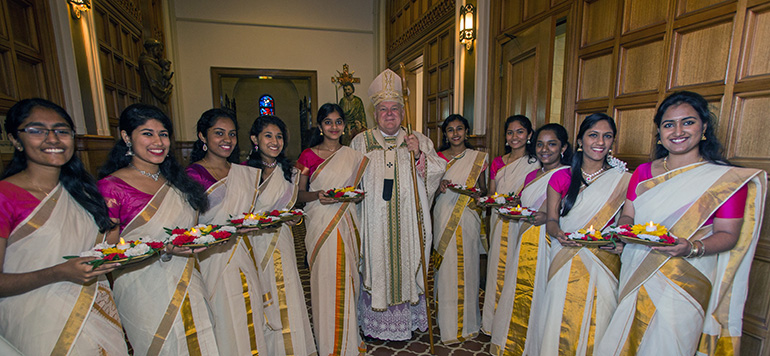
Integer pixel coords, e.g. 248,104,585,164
620,286,656,355
557,255,590,355
240,270,259,355
147,257,195,356
273,247,295,355
333,231,346,354
503,224,542,355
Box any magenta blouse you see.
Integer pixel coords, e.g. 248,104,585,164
0,181,41,239
296,148,326,177
627,162,747,224
186,163,217,191
97,176,153,233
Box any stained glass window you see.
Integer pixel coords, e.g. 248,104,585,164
259,95,275,116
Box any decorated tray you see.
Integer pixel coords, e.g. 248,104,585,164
478,193,518,208
565,226,615,247
65,238,164,268
324,186,365,202
607,223,676,247
447,183,481,196
165,224,235,248
496,205,536,220
229,209,305,229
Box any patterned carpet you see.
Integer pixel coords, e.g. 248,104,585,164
292,221,493,355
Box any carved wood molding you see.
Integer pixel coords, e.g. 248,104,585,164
388,0,455,55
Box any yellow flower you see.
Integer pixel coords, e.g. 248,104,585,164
200,225,213,233
631,222,668,236
102,247,124,254
341,186,354,192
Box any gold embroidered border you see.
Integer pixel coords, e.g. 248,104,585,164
504,225,543,355
181,294,201,356
240,270,259,355
620,285,656,355
558,254,589,355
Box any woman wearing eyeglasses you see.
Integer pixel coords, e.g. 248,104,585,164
0,98,128,355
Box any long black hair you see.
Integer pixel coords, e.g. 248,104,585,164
98,103,208,212
561,113,617,216
653,91,731,165
307,103,345,148
246,115,293,181
2,98,115,232
190,108,240,163
437,114,474,152
532,123,572,166
504,115,537,162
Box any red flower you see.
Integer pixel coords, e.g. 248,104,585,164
334,191,344,198
230,218,244,224
268,210,281,217
660,235,676,244
172,234,195,246
171,228,188,235
259,218,272,224
146,242,164,249
292,211,303,215
211,231,231,240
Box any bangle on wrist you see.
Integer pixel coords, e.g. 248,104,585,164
685,239,696,258
696,240,706,257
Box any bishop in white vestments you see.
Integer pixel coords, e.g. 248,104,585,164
352,69,446,341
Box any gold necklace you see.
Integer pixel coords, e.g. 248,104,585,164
663,156,703,172
318,144,341,153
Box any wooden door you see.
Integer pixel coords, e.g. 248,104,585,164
493,17,554,158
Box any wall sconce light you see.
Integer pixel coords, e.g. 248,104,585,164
459,4,476,51
68,0,91,19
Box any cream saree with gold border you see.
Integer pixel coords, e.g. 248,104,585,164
596,163,766,356
432,149,488,344
490,166,569,356
197,164,266,355
248,168,316,356
482,155,540,334
0,185,128,355
115,184,218,356
304,147,368,356
538,169,630,356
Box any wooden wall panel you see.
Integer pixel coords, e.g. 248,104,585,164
740,5,770,80
613,106,657,164
620,38,665,94
524,0,549,20
672,20,733,87
729,93,770,171
505,51,537,120
579,53,613,100
582,0,619,46
678,0,731,16
501,0,523,31
745,256,770,326
624,0,669,33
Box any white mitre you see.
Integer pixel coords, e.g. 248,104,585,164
368,69,403,107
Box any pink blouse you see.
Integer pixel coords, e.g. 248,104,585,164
627,162,747,223
489,156,505,181
97,176,153,233
547,168,572,199
296,148,326,177
186,163,217,191
0,181,41,238
438,151,450,163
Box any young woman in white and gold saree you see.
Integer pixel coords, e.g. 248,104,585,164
490,123,572,356
0,98,128,355
187,108,268,355
597,91,766,355
296,103,368,355
538,113,630,355
432,114,487,344
481,115,539,334
98,104,219,355
246,115,316,356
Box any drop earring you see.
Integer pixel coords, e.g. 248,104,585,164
203,143,208,152
576,144,583,152
125,141,134,156
701,134,706,141
320,130,324,136
527,139,531,145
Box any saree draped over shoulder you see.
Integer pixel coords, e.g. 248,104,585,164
482,155,540,333
596,163,766,356
248,168,316,356
432,149,488,344
114,184,218,356
538,169,630,356
0,185,128,355
304,147,369,355
197,164,267,355
490,166,569,356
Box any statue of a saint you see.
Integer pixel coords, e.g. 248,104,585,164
339,82,367,144
139,38,173,113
